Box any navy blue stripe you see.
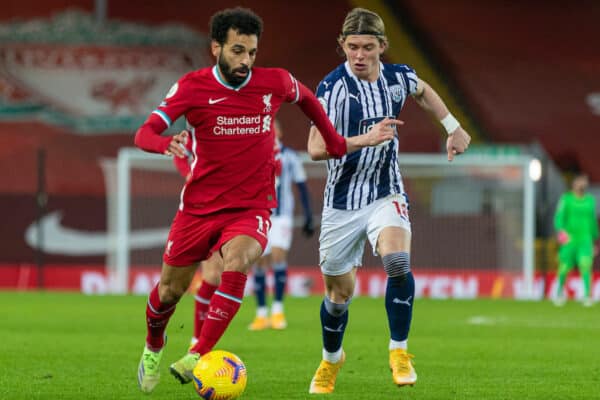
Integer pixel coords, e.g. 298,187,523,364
378,138,395,198
332,151,361,208
391,150,401,193
399,70,410,98
354,81,372,208
362,82,381,206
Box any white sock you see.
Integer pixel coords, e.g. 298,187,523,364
257,306,268,318
271,301,284,314
322,348,343,363
389,339,407,351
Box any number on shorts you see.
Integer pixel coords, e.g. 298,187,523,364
392,200,409,220
256,215,271,235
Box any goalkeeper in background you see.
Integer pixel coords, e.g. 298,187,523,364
553,173,599,306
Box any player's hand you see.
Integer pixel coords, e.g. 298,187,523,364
557,230,570,245
365,117,404,146
302,217,315,238
446,126,471,161
165,130,190,159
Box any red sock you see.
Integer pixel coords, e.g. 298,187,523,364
194,280,218,339
191,271,247,355
145,283,177,351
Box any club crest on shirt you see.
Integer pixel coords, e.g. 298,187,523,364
389,84,403,103
263,93,272,113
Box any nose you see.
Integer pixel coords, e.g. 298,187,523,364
241,52,251,66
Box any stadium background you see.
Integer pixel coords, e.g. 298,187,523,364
1,0,599,298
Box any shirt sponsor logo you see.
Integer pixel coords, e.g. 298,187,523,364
359,116,386,135
214,115,270,136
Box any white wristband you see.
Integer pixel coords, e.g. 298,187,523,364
440,113,460,134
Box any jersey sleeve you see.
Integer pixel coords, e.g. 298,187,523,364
591,197,599,240
553,194,567,232
288,150,307,183
397,65,419,96
315,78,346,127
278,69,301,104
152,74,192,129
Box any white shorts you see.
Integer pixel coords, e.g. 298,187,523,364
262,215,293,256
319,194,411,276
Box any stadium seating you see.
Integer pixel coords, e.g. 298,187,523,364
400,0,600,181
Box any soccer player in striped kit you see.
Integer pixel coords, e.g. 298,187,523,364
134,7,400,393
307,8,471,393
248,120,315,331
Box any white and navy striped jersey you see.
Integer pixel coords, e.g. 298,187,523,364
273,144,307,218
316,61,418,210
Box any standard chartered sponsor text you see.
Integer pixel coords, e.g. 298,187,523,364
214,115,262,135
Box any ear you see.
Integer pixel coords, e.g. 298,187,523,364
211,40,221,58
379,40,388,55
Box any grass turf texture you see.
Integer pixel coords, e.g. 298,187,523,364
1,292,598,399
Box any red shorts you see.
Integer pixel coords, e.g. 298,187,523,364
163,208,271,267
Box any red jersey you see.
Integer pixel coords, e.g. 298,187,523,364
151,66,301,215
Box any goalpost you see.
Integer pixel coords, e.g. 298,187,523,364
108,148,536,298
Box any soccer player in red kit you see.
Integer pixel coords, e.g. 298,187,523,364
135,7,400,393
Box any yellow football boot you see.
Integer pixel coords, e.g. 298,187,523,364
270,313,288,330
308,351,346,394
389,349,417,386
248,316,270,331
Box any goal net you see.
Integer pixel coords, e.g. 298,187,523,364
107,149,536,299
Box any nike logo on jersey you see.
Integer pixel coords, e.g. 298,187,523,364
393,296,413,306
208,97,227,104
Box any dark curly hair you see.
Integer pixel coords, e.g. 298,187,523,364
209,7,263,45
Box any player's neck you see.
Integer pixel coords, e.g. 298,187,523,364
345,61,381,82
212,65,252,91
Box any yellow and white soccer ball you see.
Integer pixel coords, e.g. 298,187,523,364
192,350,247,400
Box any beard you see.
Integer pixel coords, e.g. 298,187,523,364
218,55,249,86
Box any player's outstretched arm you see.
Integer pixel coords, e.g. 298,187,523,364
412,79,471,161
296,82,347,158
307,118,401,161
134,115,188,159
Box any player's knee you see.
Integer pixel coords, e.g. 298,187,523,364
324,296,351,317
203,269,221,286
158,282,186,303
223,254,254,274
383,252,411,282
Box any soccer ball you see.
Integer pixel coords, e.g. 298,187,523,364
192,350,247,400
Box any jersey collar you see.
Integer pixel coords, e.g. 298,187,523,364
212,65,252,91
344,61,384,82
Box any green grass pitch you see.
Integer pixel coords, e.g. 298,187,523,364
1,292,598,399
